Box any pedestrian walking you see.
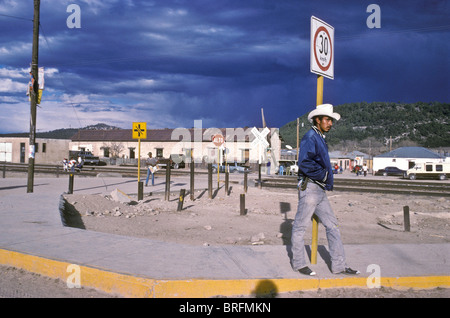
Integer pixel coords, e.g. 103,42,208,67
291,104,360,276
145,152,159,186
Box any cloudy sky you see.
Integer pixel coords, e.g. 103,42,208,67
0,0,449,133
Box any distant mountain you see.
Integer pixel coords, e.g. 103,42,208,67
280,102,449,156
0,123,122,139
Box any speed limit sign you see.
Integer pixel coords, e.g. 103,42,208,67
310,16,334,79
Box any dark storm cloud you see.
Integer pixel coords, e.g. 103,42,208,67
0,0,448,133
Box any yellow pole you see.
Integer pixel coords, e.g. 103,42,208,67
217,148,220,188
138,138,141,182
311,75,323,265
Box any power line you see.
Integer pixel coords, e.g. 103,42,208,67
0,13,33,22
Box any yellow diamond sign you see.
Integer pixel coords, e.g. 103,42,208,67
132,122,147,139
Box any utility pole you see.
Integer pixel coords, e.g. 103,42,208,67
27,0,40,193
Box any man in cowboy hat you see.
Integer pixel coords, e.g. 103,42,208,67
291,104,360,276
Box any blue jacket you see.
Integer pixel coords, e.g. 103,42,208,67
298,127,334,190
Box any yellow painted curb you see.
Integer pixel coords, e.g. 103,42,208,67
1,248,449,298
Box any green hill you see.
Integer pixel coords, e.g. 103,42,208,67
280,102,450,155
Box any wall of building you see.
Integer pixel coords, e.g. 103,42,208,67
69,128,282,166
0,137,71,165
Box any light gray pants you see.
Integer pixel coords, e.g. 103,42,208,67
291,182,347,273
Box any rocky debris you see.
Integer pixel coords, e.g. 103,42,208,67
251,232,265,245
110,189,133,204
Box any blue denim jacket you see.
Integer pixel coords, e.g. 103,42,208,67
298,126,333,190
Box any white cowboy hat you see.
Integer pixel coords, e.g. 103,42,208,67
307,103,341,123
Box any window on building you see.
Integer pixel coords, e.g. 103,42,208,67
20,143,25,163
129,148,135,159
426,165,433,172
156,148,164,158
35,143,39,153
0,142,12,162
436,165,443,172
42,143,46,153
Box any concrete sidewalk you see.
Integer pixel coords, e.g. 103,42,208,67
0,176,449,297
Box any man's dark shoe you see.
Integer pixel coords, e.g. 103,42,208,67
298,266,316,276
334,267,360,275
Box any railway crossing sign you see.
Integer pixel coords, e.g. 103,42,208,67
251,127,270,163
132,122,147,139
310,16,334,80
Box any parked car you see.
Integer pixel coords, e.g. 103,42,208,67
157,154,186,169
68,150,104,166
375,166,406,177
405,162,450,180
276,160,298,175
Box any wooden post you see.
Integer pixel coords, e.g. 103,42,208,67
190,154,194,201
68,173,74,194
165,164,171,201
208,163,212,199
138,181,143,201
225,169,229,196
403,206,410,232
240,194,246,215
258,163,262,189
244,170,248,193
27,0,40,193
177,189,185,211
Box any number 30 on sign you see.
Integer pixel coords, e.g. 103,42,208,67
310,16,334,80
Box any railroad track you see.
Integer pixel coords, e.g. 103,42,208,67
3,163,449,197
0,162,192,177
258,176,450,197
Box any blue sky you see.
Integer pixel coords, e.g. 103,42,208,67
0,0,449,133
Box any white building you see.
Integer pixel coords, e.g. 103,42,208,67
0,137,70,164
373,147,444,173
70,127,281,169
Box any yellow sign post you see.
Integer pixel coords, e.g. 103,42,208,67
310,15,334,265
133,122,146,197
310,75,324,265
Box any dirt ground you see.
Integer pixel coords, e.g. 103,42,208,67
3,182,449,298
63,186,450,246
56,184,450,298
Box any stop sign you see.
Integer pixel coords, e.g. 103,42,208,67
212,134,224,147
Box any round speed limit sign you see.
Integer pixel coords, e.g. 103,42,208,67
310,16,334,79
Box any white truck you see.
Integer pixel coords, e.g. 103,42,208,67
405,162,450,180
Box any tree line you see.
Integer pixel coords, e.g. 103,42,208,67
280,102,449,156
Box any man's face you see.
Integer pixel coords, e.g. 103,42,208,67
316,116,334,133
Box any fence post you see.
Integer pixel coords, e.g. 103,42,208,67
68,173,74,194
190,160,195,201
225,169,229,196
244,170,248,193
240,194,246,215
177,189,186,211
165,165,171,201
403,206,410,232
258,163,262,189
138,181,143,201
208,163,212,199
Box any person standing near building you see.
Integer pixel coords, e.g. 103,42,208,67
291,104,360,276
145,152,158,186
